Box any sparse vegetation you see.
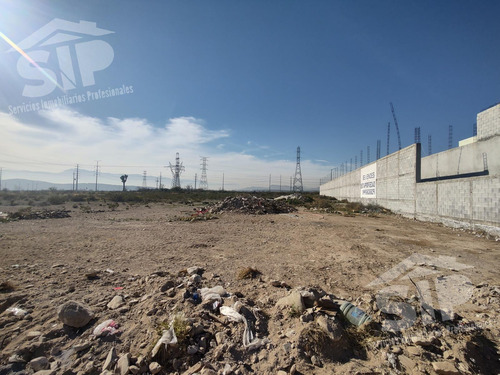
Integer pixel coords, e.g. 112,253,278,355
237,267,262,280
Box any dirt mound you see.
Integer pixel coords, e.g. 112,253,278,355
209,195,297,215
7,208,70,220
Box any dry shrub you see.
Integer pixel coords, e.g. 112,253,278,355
237,267,262,280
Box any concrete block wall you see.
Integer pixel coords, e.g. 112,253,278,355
477,103,500,140
320,144,419,215
320,105,500,235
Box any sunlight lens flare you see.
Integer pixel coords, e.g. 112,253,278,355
0,30,65,93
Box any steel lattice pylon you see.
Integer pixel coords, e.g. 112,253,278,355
293,146,303,192
199,157,208,190
169,152,184,188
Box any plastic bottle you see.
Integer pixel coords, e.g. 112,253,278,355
340,302,372,326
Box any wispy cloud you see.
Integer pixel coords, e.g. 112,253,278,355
0,108,331,189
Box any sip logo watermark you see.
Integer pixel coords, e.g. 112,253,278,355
367,253,474,332
8,18,114,98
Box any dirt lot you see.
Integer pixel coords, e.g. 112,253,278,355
1,199,499,375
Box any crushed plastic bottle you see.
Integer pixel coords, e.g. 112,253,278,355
340,302,372,326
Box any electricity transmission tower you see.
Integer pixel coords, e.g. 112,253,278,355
293,146,303,192
142,171,147,188
169,152,184,188
390,102,402,150
95,161,100,191
200,157,208,190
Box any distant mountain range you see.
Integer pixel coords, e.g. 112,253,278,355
1,179,137,191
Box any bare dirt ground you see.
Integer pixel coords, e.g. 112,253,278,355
1,200,499,375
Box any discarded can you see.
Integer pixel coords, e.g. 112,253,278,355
340,302,372,326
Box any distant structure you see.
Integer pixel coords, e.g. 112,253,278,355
376,140,381,160
414,127,421,144
293,146,303,192
200,157,208,190
142,171,147,188
120,174,128,191
169,152,185,188
390,102,402,150
367,146,370,164
428,134,432,155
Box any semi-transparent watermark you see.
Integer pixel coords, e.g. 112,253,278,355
367,253,474,332
4,18,133,114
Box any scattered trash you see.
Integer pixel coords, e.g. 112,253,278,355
6,306,28,316
94,319,120,337
220,304,268,350
339,302,372,326
151,327,178,358
113,286,124,290
200,286,226,302
208,195,297,215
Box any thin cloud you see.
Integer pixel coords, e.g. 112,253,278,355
0,108,331,189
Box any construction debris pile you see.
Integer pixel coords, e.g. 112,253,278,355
1,263,498,375
7,208,71,221
208,196,297,215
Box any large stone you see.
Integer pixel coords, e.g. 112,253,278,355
107,296,125,310
276,291,305,313
432,361,460,375
29,357,49,371
57,301,93,328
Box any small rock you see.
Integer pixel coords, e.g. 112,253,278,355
107,295,125,309
290,364,297,375
432,361,460,374
102,347,117,371
128,365,140,375
57,301,93,328
27,331,43,338
443,350,454,359
398,354,416,370
73,342,91,352
29,356,49,371
391,346,403,354
277,371,287,375
411,335,433,346
187,266,202,275
215,332,225,345
8,354,25,363
149,362,162,374
311,355,322,367
160,280,175,292
116,353,130,375
201,369,217,375
33,370,55,375
276,291,305,313
187,345,199,355
300,312,314,322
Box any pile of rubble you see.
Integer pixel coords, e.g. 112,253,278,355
7,208,71,221
1,265,499,375
208,196,297,215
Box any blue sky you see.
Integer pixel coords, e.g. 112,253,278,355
0,0,499,190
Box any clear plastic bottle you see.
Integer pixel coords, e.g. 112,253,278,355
340,302,372,326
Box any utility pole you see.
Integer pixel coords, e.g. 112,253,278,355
280,175,282,191
95,161,100,191
222,172,225,191
290,176,292,192
269,174,271,192
76,164,79,191
194,173,197,189
142,171,147,189
72,171,75,191
159,172,162,189
0,167,3,191
376,140,381,160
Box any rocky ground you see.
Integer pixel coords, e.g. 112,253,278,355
0,197,499,375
